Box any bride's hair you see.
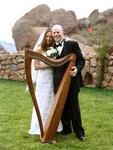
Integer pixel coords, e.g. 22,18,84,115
41,28,54,51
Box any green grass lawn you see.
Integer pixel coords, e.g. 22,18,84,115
0,79,113,150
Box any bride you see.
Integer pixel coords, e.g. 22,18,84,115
28,28,62,135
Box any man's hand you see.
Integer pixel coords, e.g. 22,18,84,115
69,66,78,77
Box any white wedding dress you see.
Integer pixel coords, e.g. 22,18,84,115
28,54,62,135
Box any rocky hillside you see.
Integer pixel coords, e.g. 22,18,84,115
12,5,113,53
0,4,112,54
76,8,113,47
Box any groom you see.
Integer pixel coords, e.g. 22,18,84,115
52,24,85,141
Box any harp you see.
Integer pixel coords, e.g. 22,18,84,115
25,49,76,143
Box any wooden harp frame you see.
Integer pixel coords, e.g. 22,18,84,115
24,49,76,143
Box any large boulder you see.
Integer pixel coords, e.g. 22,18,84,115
77,18,91,29
50,9,78,35
88,9,100,25
12,4,51,51
12,4,78,51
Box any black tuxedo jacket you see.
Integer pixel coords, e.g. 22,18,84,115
53,39,85,94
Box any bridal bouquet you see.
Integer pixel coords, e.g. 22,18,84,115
46,47,58,58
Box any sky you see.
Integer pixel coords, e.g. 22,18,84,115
0,0,113,43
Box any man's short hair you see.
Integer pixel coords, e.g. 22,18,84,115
52,24,63,31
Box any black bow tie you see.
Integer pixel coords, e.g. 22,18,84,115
54,43,62,48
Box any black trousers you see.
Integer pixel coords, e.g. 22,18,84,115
61,90,85,136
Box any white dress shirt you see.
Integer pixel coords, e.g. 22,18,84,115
57,39,64,55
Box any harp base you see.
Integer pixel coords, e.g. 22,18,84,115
40,136,56,144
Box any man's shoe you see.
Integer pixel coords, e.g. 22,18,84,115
78,135,86,141
60,130,72,135
76,133,86,141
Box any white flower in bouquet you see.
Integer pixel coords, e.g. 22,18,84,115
46,47,58,58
